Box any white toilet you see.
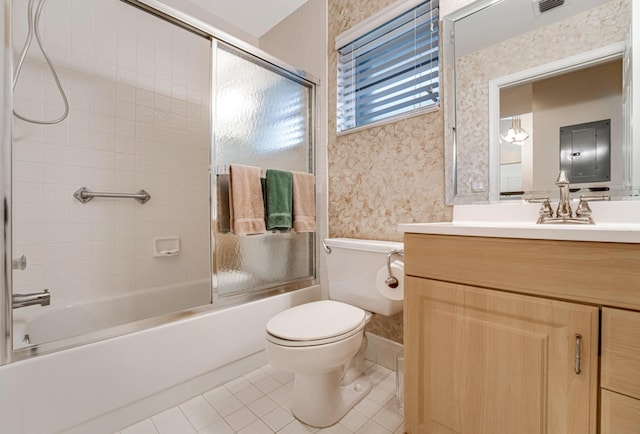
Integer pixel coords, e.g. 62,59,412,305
265,238,404,427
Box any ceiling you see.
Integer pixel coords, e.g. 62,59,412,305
187,0,308,37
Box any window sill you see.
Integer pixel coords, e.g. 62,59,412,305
336,103,440,137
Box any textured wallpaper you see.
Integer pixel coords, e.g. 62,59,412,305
451,0,630,203
328,0,453,343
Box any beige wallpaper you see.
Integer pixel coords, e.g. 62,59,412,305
328,0,453,343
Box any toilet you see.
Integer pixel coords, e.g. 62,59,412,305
265,238,404,427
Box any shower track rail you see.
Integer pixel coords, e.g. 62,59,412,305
73,187,151,204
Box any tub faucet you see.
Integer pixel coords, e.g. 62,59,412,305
12,289,50,309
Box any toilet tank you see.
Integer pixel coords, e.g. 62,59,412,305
323,238,403,316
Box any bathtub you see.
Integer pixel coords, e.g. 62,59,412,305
0,284,321,434
13,279,211,349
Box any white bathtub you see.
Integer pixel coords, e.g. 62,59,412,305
13,279,211,349
0,285,321,434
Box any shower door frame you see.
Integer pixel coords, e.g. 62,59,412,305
1,0,319,365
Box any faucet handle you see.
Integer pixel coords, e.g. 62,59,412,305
526,196,553,223
575,199,593,220
576,194,611,223
576,194,610,221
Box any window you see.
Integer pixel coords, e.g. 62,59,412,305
336,0,440,133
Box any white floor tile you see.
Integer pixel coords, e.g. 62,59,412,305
151,407,196,434
225,407,257,431
254,375,281,394
355,420,392,434
367,386,395,406
247,395,279,417
366,365,392,386
238,419,274,434
317,424,352,433
278,420,314,434
235,384,265,405
211,394,244,417
262,406,295,432
179,396,222,431
268,384,292,405
225,376,252,394
372,407,403,432
120,418,158,434
244,367,270,384
339,408,368,432
383,396,403,415
377,373,397,393
262,364,279,375
119,362,403,434
353,397,382,418
198,419,234,434
203,385,233,405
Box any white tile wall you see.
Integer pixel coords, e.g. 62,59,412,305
11,0,211,310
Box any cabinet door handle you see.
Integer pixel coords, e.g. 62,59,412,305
575,334,582,375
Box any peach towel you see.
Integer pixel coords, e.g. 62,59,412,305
229,164,266,236
291,171,316,233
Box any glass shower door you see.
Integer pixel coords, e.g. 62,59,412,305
212,43,315,298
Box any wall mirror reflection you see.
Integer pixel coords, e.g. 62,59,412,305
443,0,635,204
497,58,621,198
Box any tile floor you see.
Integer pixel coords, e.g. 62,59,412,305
115,361,404,434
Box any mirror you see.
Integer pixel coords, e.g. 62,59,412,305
443,0,635,204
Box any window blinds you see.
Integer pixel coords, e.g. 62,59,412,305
337,0,439,132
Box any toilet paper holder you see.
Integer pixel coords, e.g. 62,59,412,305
385,249,404,288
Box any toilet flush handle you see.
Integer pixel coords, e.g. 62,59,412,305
385,249,404,288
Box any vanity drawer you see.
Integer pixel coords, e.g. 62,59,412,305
602,308,640,399
601,389,640,434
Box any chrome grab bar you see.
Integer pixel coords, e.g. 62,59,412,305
73,187,151,204
13,289,50,309
322,240,331,254
385,249,404,288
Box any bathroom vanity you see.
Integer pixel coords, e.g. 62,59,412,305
399,207,640,434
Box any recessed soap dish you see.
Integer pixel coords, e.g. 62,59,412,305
153,237,180,257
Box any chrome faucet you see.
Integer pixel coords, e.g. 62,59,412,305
12,289,50,309
555,171,572,218
529,171,609,224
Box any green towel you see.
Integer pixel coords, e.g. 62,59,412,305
265,169,293,230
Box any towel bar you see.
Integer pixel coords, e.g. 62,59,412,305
73,187,151,204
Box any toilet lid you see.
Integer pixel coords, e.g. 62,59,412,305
266,300,366,342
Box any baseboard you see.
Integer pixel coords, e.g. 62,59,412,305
364,332,403,371
63,351,268,434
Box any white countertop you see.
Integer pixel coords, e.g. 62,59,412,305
398,202,640,243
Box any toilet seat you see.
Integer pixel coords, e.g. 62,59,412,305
266,300,366,347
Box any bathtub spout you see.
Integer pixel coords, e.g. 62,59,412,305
13,289,50,309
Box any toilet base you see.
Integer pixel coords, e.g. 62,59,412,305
290,370,371,428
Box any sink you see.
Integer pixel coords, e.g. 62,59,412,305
398,202,640,243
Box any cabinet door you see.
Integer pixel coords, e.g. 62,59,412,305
602,307,640,399
404,277,599,434
601,389,640,434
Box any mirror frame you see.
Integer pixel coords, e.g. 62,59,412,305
443,0,503,205
488,43,626,202
443,0,634,205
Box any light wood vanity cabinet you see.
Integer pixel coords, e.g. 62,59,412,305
601,308,640,433
403,233,640,434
